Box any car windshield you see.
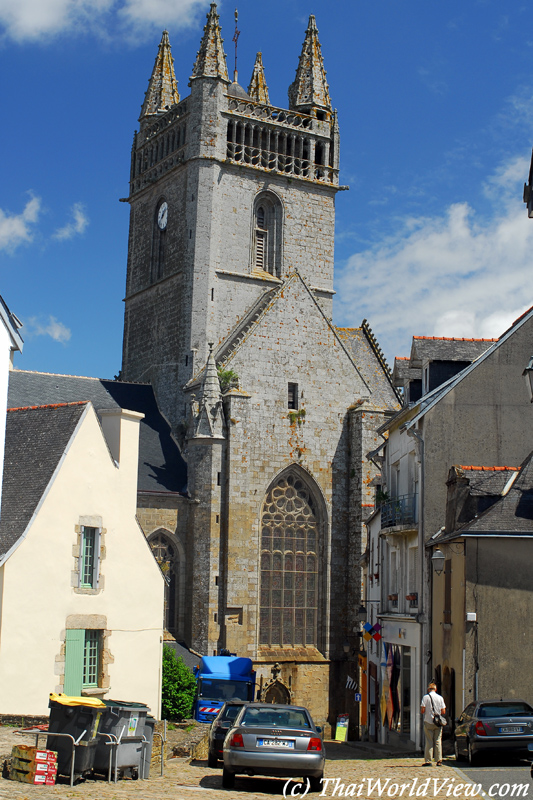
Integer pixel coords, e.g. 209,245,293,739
198,679,249,701
221,705,244,722
478,703,533,718
240,708,311,729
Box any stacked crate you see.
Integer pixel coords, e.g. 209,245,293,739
9,744,58,785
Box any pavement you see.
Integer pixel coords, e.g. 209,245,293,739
0,727,486,800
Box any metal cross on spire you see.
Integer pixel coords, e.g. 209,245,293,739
232,8,240,82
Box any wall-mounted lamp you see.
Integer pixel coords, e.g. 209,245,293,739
431,548,445,575
356,604,367,623
342,640,350,656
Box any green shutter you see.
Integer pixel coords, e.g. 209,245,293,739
64,629,84,695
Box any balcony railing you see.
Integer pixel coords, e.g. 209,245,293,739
380,494,417,528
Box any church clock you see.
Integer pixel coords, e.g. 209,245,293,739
157,201,168,230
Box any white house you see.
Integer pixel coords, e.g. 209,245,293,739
0,400,165,715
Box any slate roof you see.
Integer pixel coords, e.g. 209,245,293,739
410,336,496,365
164,640,201,672
440,454,533,539
0,402,87,561
8,370,187,495
392,356,421,386
451,465,518,496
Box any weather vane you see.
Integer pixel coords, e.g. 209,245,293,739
232,8,240,83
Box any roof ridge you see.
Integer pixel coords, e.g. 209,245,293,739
394,356,409,361
456,464,518,471
12,369,151,386
413,336,498,342
8,401,88,413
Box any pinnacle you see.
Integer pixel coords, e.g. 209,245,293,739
140,30,180,120
248,52,270,105
288,14,332,114
191,2,229,83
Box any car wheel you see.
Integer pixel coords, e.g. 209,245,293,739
222,768,235,789
309,774,324,793
467,741,478,766
207,748,218,768
454,739,465,761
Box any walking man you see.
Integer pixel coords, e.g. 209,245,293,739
420,682,446,766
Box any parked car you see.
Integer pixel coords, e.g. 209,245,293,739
208,701,247,767
454,700,533,765
222,703,325,792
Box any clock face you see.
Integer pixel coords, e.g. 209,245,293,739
157,201,168,230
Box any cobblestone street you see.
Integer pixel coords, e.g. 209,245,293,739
0,738,481,800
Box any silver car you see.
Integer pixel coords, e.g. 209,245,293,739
454,699,533,765
222,703,325,792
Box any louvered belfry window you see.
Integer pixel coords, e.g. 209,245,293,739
260,473,318,647
255,206,267,271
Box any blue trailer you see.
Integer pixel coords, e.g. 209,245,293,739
193,656,256,723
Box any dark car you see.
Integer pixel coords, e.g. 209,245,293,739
454,699,533,765
208,701,247,767
222,703,325,792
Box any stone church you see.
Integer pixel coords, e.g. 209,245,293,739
121,4,399,725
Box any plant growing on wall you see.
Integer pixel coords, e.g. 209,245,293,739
288,408,306,426
161,645,197,721
217,368,239,392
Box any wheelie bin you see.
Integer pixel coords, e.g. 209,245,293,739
93,699,150,779
47,694,106,780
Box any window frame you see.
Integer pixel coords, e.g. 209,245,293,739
78,526,101,589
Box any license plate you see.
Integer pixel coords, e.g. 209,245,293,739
499,726,523,734
257,739,294,748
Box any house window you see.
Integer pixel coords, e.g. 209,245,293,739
444,559,452,624
288,382,298,409
83,630,100,687
408,546,418,607
79,526,101,589
64,629,102,694
259,472,320,647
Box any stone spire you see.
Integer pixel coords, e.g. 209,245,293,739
191,3,229,83
248,52,270,105
190,344,225,439
140,30,180,120
288,15,332,114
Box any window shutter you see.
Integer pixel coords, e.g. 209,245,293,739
64,629,85,695
256,230,266,269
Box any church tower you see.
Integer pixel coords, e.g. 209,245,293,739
121,5,399,733
121,4,340,433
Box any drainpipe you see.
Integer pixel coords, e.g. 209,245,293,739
406,425,425,750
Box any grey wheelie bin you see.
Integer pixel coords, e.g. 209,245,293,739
93,699,150,779
140,715,156,778
47,695,106,780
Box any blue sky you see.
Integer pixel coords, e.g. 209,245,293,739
1,0,533,378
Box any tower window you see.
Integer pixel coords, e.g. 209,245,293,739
288,382,298,410
252,192,283,277
151,199,168,282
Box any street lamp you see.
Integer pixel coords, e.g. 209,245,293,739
523,356,533,403
431,548,445,575
356,604,367,623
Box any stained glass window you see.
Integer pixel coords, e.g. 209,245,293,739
150,532,178,633
260,473,319,646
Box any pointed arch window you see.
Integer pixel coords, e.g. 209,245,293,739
150,531,178,633
252,192,283,277
260,472,319,647
151,199,168,282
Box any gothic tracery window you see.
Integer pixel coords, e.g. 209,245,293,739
150,531,178,633
260,473,319,647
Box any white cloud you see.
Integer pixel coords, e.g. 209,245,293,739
0,195,41,253
53,203,89,241
25,315,71,343
335,154,533,363
0,0,207,42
